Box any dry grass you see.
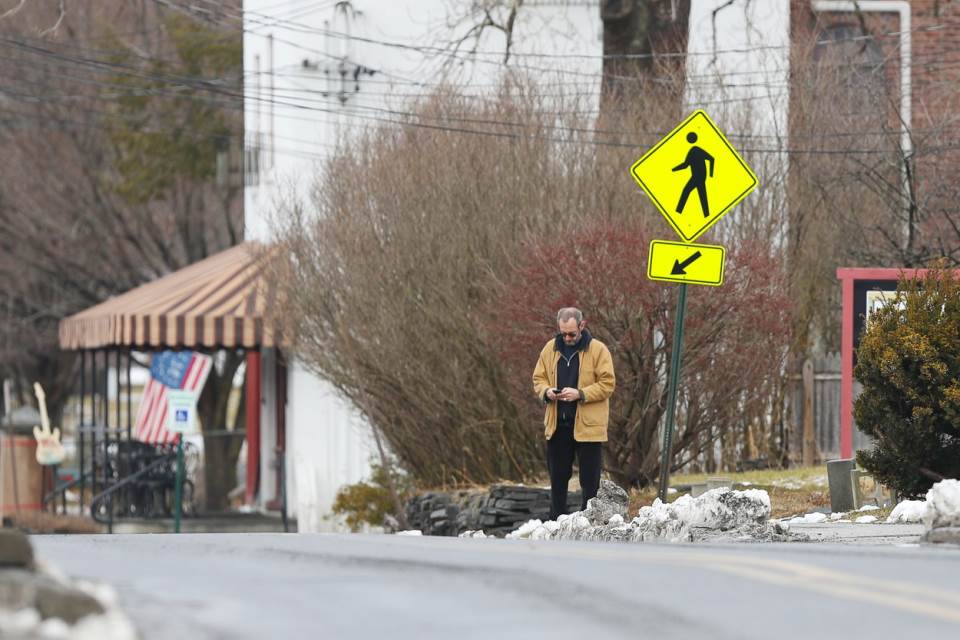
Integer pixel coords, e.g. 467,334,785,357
626,466,833,520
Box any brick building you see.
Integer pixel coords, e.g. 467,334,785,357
791,0,960,268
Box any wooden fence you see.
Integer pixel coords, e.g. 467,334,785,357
789,353,871,463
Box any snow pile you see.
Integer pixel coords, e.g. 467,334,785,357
854,515,878,524
886,500,926,524
458,530,488,539
629,488,774,542
0,576,136,640
922,479,960,544
508,482,797,543
580,480,630,524
395,530,423,536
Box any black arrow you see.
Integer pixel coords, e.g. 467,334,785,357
671,250,702,275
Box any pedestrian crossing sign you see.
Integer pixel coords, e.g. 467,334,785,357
630,110,758,243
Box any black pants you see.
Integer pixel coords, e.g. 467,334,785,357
546,422,602,520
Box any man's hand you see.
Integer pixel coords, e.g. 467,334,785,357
557,387,580,402
545,388,559,402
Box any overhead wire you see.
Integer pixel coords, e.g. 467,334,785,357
0,4,957,161
4,34,955,151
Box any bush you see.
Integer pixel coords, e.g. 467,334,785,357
331,461,413,532
496,222,791,488
855,268,960,497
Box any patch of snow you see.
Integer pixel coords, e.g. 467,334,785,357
72,609,138,640
924,479,960,529
458,530,488,538
667,487,678,494
771,478,803,490
740,482,753,487
505,519,543,539
829,512,846,521
856,504,880,512
787,512,828,524
37,618,70,639
855,515,878,524
395,530,423,536
608,514,624,526
886,500,926,524
0,608,41,636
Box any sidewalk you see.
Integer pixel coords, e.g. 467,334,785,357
787,522,925,544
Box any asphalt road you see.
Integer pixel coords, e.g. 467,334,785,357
30,533,960,639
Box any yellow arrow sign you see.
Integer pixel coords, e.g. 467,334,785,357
647,240,726,286
630,110,758,243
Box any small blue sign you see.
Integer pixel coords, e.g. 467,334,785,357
166,390,198,434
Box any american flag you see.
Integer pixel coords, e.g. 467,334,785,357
135,350,213,444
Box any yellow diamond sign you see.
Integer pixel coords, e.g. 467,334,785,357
630,110,758,243
647,240,725,287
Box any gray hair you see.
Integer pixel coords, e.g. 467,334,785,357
556,307,583,324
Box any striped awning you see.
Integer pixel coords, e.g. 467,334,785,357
59,242,277,350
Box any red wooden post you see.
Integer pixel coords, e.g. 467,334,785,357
839,272,855,459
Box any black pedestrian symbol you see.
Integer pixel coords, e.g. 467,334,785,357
672,132,715,218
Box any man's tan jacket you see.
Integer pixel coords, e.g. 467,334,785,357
532,335,615,442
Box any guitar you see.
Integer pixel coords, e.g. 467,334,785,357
33,382,66,466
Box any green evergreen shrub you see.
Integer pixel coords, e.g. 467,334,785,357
855,268,960,497
331,460,412,531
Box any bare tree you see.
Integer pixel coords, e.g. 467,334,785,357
0,0,245,508
599,0,691,107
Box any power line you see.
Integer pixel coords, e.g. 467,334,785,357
233,2,954,67
1,7,958,161
3,38,956,157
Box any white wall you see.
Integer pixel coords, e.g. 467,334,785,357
285,359,375,532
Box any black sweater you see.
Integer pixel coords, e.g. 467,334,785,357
554,330,592,426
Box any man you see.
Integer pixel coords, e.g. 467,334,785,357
532,307,615,520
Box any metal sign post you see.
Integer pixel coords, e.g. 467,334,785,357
166,389,198,534
174,434,185,534
658,283,688,502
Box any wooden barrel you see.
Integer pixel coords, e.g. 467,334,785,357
0,432,44,516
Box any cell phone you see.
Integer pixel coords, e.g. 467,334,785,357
552,388,562,395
